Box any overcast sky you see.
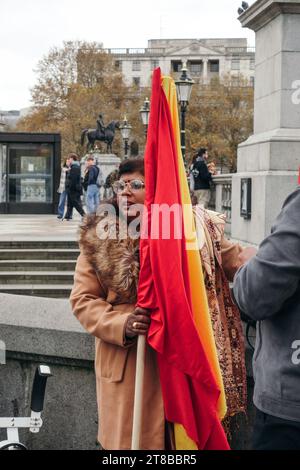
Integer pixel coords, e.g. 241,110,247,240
0,0,255,110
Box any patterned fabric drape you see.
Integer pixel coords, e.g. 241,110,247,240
194,207,247,418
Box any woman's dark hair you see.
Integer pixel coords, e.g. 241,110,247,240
68,152,79,161
197,148,207,157
118,158,144,178
96,158,145,218
192,147,207,163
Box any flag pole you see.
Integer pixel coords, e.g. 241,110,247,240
131,334,146,450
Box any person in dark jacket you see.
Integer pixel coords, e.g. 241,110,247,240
64,153,85,220
233,187,300,450
190,148,213,208
83,156,101,214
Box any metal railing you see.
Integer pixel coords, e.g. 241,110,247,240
209,174,233,235
104,48,166,56
103,47,255,56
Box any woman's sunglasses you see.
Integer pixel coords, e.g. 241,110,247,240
113,179,145,194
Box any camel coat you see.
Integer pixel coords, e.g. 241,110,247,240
70,213,243,450
70,215,165,450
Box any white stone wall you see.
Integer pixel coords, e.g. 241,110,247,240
120,55,255,86
232,1,300,246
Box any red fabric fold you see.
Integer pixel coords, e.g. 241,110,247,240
137,68,229,450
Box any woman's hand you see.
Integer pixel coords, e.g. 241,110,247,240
125,307,151,339
238,247,257,266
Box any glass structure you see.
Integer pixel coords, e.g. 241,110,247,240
0,133,61,214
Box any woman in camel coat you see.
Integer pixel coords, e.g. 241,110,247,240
70,158,246,450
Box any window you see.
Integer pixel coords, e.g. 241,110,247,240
250,76,255,87
7,144,53,204
250,59,255,70
231,59,240,71
151,60,159,70
115,60,122,70
171,61,183,72
133,77,140,86
132,60,141,71
189,61,203,74
209,60,219,73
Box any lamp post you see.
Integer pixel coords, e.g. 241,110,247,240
139,98,150,138
119,116,132,159
175,63,194,164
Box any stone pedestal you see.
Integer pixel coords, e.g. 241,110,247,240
81,153,121,200
96,153,121,199
93,153,121,182
231,0,300,245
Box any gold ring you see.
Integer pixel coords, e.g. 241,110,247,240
133,322,138,329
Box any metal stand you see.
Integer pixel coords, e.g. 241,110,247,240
0,365,52,450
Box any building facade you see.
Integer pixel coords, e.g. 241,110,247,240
0,108,32,130
105,38,255,88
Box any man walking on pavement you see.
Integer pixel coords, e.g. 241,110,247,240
64,153,85,220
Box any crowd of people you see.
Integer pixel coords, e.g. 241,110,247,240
57,153,105,220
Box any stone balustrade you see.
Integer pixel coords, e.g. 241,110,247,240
210,174,233,236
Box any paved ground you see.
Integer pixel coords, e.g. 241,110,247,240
0,214,81,241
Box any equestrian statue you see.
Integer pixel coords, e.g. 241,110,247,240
81,114,120,153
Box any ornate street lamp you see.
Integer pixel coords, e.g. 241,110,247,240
119,116,132,159
175,63,194,164
139,98,150,137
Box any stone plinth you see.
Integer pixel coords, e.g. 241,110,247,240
232,0,300,245
94,153,121,182
81,153,121,200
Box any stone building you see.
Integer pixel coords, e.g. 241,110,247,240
0,108,32,129
105,38,255,87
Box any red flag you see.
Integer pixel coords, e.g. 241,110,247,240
137,68,229,450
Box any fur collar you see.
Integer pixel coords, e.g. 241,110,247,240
79,213,140,303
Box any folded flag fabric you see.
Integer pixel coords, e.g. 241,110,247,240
137,68,229,450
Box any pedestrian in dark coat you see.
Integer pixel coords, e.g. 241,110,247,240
64,153,85,220
190,148,213,208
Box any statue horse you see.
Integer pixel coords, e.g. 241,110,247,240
81,120,120,153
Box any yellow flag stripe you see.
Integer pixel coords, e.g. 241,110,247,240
161,76,227,449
